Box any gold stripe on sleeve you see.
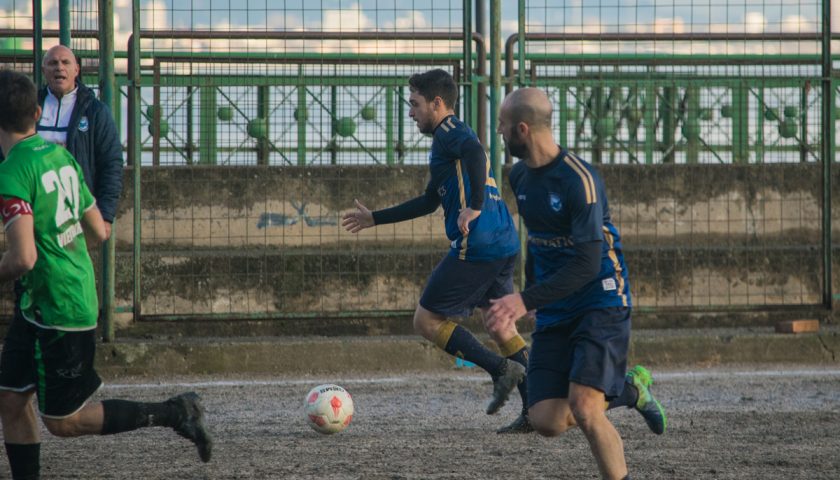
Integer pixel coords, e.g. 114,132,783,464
564,153,597,204
455,159,469,260
603,227,628,307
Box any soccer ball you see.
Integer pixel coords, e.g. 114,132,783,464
304,384,354,434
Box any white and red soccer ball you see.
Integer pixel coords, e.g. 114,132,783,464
304,384,354,434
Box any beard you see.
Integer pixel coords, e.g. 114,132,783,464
416,119,435,135
505,135,529,159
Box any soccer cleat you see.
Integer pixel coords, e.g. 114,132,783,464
486,359,526,415
167,392,214,462
496,412,534,434
626,365,667,435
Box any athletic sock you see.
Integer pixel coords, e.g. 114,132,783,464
499,335,529,411
607,381,639,410
434,321,505,377
101,399,182,434
4,442,40,480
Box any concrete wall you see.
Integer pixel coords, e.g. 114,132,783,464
102,163,834,327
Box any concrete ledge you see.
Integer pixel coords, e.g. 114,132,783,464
94,327,840,376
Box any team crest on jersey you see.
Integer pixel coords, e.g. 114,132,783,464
78,116,89,132
549,193,562,212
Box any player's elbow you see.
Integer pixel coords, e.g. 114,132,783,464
15,249,37,275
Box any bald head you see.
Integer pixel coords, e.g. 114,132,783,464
501,88,553,131
43,45,75,66
42,45,80,96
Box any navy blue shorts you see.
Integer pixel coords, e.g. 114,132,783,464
0,309,102,419
419,253,517,317
527,307,631,407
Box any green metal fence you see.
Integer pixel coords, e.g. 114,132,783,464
0,0,837,333
513,0,832,314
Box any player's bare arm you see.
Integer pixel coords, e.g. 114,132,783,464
341,199,374,233
0,215,37,282
82,204,108,245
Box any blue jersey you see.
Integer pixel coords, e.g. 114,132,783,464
429,115,519,261
509,149,631,328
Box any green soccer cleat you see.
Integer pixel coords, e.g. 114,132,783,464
626,365,667,435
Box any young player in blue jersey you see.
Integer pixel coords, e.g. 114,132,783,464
486,88,667,480
342,69,531,433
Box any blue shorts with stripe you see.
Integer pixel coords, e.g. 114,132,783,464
419,253,517,318
527,307,630,406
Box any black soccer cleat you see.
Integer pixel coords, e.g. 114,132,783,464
496,412,534,434
167,392,213,462
486,359,526,415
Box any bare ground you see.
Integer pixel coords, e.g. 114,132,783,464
11,365,840,479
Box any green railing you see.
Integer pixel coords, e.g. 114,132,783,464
1,0,838,335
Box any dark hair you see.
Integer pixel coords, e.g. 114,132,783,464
0,70,38,134
408,69,459,109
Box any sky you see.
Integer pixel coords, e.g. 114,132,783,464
0,0,832,58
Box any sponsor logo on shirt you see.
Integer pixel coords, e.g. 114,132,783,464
549,193,562,212
437,186,447,197
517,194,526,201
602,278,617,291
78,116,89,132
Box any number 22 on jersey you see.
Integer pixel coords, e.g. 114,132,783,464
41,166,81,228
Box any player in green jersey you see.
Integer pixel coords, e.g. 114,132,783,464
0,70,212,480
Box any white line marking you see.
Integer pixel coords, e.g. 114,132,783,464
101,369,840,391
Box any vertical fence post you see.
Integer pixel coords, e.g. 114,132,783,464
732,85,749,164
199,83,217,164
644,83,655,164
489,0,501,188
398,86,405,163
385,87,395,165
822,0,833,310
756,88,765,164
257,85,270,166
59,0,71,46
662,86,676,163
186,86,194,164
330,85,337,165
130,0,142,322
99,0,116,342
32,0,42,87
685,85,699,164
462,0,472,131
297,80,307,166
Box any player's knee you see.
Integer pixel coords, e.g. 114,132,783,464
569,396,603,430
532,419,571,437
412,310,438,340
529,410,574,437
0,390,33,418
412,314,430,338
43,417,82,437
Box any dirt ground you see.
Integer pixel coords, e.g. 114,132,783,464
10,365,840,479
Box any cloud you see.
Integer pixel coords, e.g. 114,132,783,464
745,12,766,34
781,15,816,33
318,3,372,32
389,10,428,30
